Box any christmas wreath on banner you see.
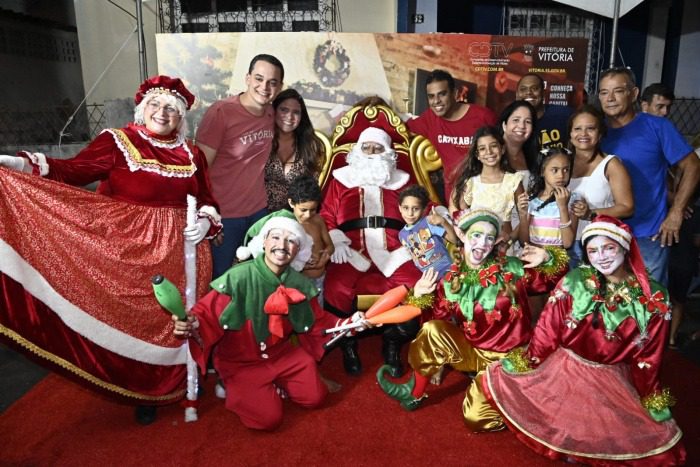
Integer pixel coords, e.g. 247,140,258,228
314,39,350,87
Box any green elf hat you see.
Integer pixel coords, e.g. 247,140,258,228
235,209,313,272
455,208,501,235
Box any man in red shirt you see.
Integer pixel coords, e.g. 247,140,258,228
407,69,497,203
196,54,284,277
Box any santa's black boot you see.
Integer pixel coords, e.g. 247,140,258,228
340,335,362,375
382,318,419,378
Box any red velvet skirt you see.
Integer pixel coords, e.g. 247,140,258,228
484,347,685,465
0,168,212,403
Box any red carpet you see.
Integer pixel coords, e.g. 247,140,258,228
1,335,698,466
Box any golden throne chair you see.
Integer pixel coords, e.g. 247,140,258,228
316,103,443,309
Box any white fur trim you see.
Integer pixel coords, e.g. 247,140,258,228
19,151,49,176
197,205,222,239
581,222,631,251
0,238,187,365
27,152,49,176
347,250,372,272
197,205,221,225
365,228,412,276
357,127,393,149
361,186,411,276
236,245,252,261
363,186,384,217
332,165,409,190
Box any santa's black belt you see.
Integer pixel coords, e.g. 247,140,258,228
338,216,405,231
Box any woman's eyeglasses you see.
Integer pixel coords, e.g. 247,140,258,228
146,100,179,116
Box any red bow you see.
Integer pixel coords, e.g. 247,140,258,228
263,285,306,339
445,264,460,282
463,320,477,335
639,291,669,314
502,271,514,283
479,264,500,287
485,309,502,325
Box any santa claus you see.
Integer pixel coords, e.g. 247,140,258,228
321,127,422,377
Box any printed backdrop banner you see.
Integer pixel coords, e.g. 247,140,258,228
156,33,588,136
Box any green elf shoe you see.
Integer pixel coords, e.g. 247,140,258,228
376,364,426,411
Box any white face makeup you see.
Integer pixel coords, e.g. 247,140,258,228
585,235,626,276
463,220,497,267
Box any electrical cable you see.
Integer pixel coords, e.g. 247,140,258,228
58,25,138,149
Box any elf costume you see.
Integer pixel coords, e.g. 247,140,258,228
378,209,568,432
484,216,685,465
187,218,339,430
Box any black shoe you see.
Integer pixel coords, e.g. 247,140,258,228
340,338,362,375
135,405,157,425
382,339,405,378
381,320,418,378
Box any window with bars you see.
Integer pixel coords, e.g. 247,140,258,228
169,0,330,32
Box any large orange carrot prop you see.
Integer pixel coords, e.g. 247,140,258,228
323,286,414,349
324,305,421,335
367,305,421,325
364,286,409,319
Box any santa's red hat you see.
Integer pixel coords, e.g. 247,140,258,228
134,75,195,110
581,215,651,297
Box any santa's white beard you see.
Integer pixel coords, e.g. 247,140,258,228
345,148,398,186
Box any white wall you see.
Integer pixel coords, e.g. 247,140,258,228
73,0,159,105
674,0,700,97
337,0,397,32
641,1,669,87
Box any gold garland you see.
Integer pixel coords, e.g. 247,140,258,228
405,289,435,310
641,388,676,411
539,246,569,277
503,347,533,373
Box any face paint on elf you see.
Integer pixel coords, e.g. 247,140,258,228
463,221,497,267
585,235,625,276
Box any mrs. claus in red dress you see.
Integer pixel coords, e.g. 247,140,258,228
0,76,221,408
